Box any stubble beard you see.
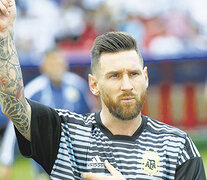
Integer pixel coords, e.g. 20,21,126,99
101,89,147,121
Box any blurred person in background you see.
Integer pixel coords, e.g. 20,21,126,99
0,107,9,180
0,48,94,180
0,107,8,140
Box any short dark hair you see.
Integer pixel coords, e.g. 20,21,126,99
91,31,143,75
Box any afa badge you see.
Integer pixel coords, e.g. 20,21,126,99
141,148,160,176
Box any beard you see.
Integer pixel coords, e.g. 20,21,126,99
100,89,147,121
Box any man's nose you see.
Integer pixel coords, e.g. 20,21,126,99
121,75,133,91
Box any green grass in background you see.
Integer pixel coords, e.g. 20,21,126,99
11,158,33,180
0,157,33,180
191,131,207,174
200,151,207,174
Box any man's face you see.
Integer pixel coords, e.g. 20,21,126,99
95,50,148,120
41,52,67,84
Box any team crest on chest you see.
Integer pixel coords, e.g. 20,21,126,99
141,148,160,176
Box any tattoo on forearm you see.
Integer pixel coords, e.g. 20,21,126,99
0,92,29,134
0,75,8,91
0,31,30,137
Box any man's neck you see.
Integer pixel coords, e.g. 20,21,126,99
100,108,142,136
51,80,62,89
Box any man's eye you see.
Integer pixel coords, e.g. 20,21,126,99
110,73,119,78
130,72,138,76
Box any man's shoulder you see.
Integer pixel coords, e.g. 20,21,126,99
25,75,48,97
63,72,87,88
63,72,86,82
144,115,187,139
55,109,95,126
26,75,48,87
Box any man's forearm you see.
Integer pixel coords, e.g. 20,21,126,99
0,30,31,140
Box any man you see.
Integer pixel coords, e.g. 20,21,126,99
0,1,206,180
0,48,93,180
0,106,8,137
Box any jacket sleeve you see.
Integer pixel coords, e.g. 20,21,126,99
15,99,62,175
175,157,206,180
175,135,206,180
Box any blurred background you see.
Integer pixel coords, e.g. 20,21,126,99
0,0,207,179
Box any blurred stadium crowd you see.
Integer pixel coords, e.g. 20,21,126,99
15,0,207,65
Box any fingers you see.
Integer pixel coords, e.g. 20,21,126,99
1,0,9,7
81,172,106,180
7,0,14,13
104,160,121,176
0,0,9,16
81,161,123,179
81,172,93,179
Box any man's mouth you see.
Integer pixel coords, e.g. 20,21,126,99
120,97,135,102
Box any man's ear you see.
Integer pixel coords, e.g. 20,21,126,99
88,74,100,96
143,66,149,88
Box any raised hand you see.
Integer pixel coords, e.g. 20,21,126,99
0,0,16,34
0,0,31,141
81,160,126,180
